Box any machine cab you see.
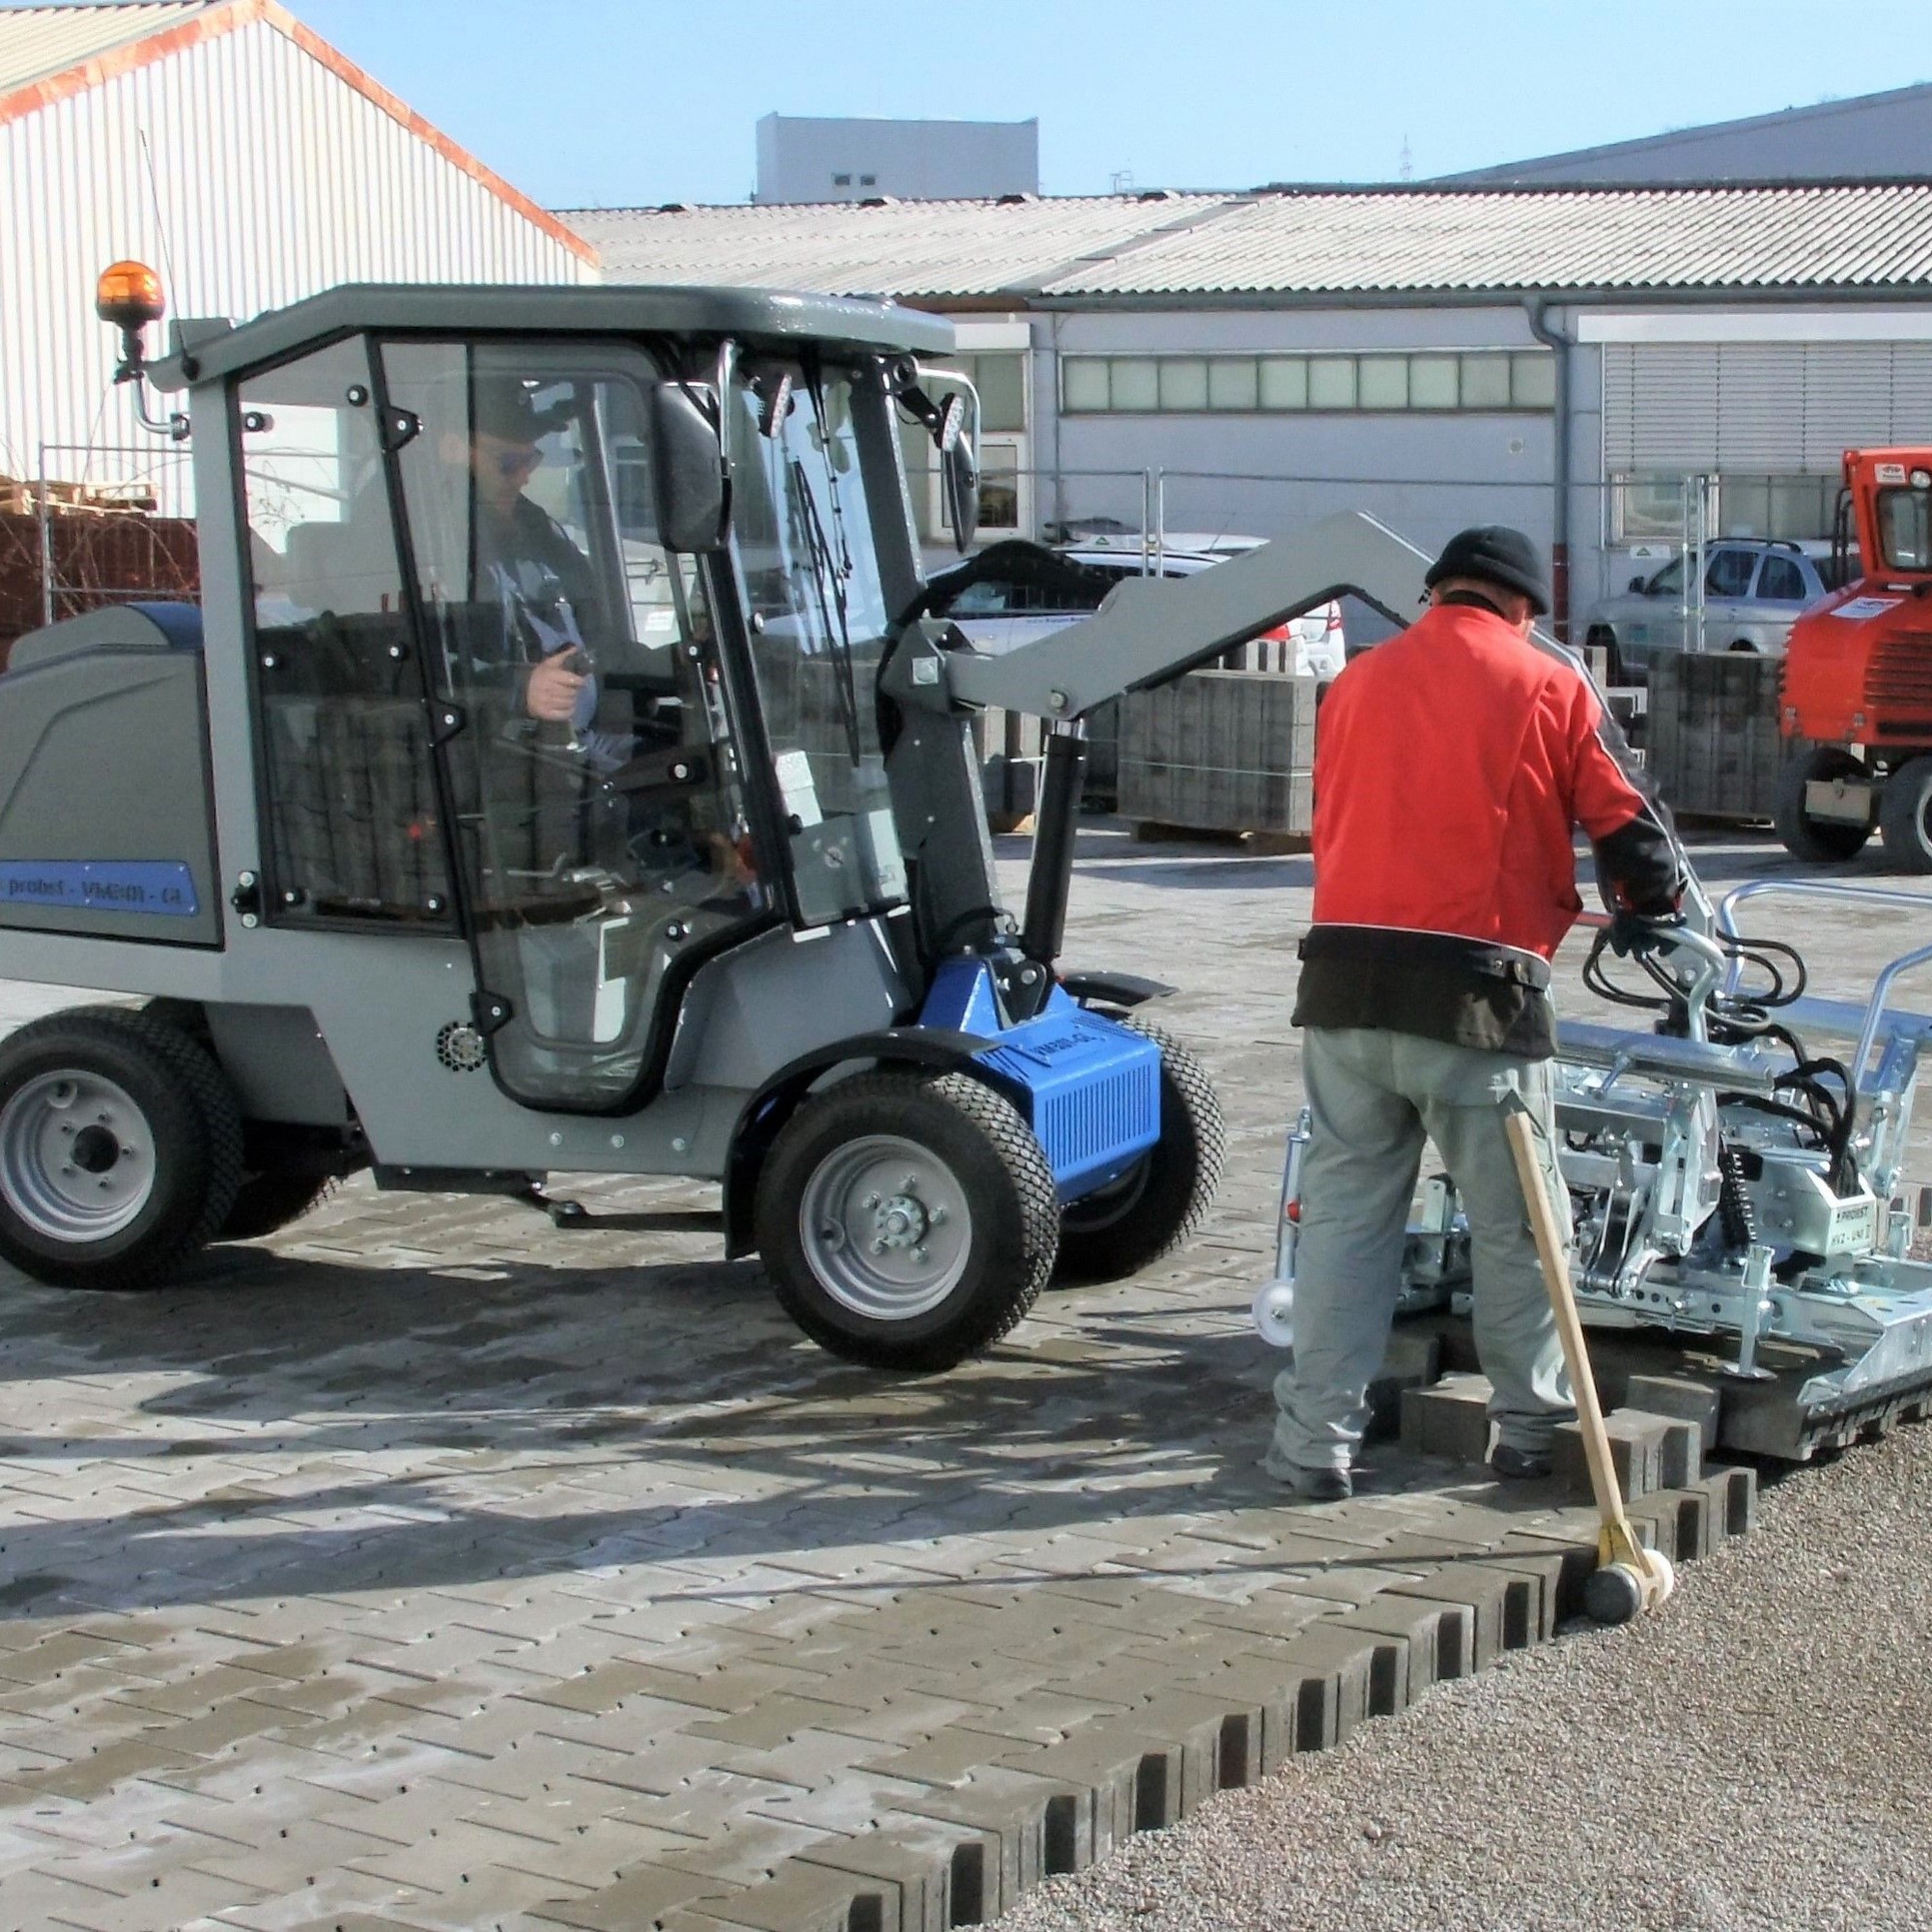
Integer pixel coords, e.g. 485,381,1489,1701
208,295,964,1115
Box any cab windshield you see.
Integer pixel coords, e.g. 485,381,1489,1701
1878,489,1932,572
726,362,907,923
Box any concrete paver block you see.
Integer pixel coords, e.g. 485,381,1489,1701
1552,1407,1675,1502
1399,1375,1493,1464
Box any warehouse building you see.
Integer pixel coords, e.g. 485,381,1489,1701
1445,81,1932,185
569,182,1932,638
754,114,1038,205
0,0,596,505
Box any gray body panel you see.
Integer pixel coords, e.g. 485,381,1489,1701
666,918,912,1094
202,1005,353,1126
0,611,219,947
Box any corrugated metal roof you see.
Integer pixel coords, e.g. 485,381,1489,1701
0,1,216,93
565,193,1232,298
1050,185,1932,295
563,185,1932,302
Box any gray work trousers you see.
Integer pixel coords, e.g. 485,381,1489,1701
1267,1026,1575,1473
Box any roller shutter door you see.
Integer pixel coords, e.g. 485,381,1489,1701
1603,341,1932,472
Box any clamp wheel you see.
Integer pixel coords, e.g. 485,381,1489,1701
1251,1280,1295,1349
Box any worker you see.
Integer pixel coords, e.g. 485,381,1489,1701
1265,526,1685,1502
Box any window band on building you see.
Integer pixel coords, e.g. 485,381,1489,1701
1059,350,1555,414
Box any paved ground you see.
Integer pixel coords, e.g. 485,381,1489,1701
0,825,1918,1932
1000,1410,1932,1932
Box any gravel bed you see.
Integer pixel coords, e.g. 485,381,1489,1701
1000,1427,1932,1932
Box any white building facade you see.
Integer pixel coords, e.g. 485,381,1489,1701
0,0,596,503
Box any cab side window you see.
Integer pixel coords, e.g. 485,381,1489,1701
241,338,450,924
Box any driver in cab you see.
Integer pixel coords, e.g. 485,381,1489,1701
445,378,622,769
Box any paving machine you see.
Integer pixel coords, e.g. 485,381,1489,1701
1262,875,1932,1460
1775,448,1932,868
0,266,1435,1372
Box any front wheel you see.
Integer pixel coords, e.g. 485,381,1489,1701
0,1008,243,1290
1774,746,1872,864
1054,1020,1225,1284
1880,755,1932,873
755,1068,1059,1371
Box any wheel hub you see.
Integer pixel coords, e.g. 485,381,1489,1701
0,1069,156,1242
799,1136,972,1321
872,1190,929,1252
70,1123,123,1175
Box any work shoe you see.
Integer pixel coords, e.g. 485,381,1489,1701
1491,1442,1553,1482
1264,1455,1352,1502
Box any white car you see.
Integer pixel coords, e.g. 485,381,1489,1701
939,535,1347,677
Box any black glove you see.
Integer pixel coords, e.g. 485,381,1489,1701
1607,910,1684,958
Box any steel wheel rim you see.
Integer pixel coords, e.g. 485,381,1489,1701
798,1132,973,1321
0,1070,157,1242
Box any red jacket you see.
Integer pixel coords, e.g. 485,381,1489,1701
1293,600,1682,1056
1312,602,1674,959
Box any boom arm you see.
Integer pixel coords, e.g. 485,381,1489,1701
944,512,1432,718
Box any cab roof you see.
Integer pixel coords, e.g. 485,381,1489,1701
152,281,955,388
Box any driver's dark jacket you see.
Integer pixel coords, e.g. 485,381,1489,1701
463,496,627,772
1293,601,1685,1058
466,496,604,678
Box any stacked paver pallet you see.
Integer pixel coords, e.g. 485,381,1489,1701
1118,669,1318,838
1646,651,1785,821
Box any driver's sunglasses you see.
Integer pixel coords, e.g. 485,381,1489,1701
493,444,543,477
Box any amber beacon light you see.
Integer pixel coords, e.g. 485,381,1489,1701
96,259,167,378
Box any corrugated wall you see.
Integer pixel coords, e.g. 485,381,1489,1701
1603,340,1932,473
0,16,593,507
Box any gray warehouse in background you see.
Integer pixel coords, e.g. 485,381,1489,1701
565,182,1932,647
1443,81,1932,185
754,114,1038,204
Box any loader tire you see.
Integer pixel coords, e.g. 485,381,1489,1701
217,1170,338,1242
1774,747,1872,864
1880,755,1932,873
755,1067,1059,1372
1054,1020,1225,1284
0,1008,243,1291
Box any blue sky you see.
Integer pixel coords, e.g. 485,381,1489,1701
163,1,1932,206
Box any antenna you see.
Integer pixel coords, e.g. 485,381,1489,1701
1399,135,1414,183
137,127,183,311
1110,168,1135,195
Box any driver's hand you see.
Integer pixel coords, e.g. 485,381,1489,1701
525,651,588,723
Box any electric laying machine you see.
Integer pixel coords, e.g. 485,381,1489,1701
0,266,1432,1371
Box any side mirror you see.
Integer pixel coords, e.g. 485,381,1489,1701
649,382,729,554
937,392,980,554
1628,575,1647,593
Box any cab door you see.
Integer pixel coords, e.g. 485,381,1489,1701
377,339,772,1113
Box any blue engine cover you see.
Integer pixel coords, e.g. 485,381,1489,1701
919,959,1161,1201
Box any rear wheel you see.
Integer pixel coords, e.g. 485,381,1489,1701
1775,746,1872,864
1880,755,1932,872
1054,1020,1225,1284
755,1068,1059,1371
218,1170,338,1242
0,1008,243,1290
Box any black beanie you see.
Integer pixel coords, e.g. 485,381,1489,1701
1425,526,1551,616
